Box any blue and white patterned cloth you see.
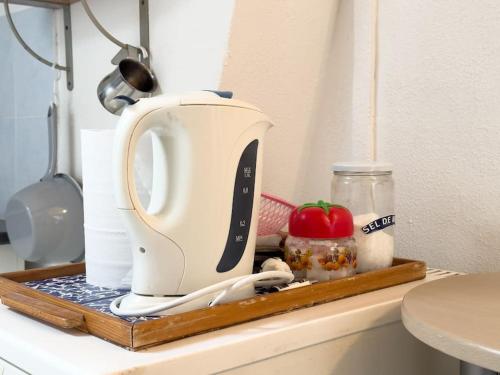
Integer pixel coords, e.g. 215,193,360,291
24,274,159,323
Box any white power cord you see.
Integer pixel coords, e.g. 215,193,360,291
110,270,294,317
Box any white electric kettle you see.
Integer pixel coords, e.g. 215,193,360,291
113,91,273,310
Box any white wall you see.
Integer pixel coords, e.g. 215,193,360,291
376,0,500,272
221,0,380,202
59,0,500,273
222,0,500,273
60,0,235,179
221,0,342,201
62,0,348,203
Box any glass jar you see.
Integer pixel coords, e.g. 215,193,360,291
331,162,395,273
284,236,357,281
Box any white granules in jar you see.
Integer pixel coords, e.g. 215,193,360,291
353,213,394,273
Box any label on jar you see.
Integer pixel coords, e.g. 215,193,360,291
361,215,395,234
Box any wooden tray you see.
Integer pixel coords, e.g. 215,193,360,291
0,258,425,350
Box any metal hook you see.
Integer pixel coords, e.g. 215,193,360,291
81,0,151,68
80,0,126,49
3,0,68,71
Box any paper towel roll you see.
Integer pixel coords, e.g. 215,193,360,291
84,226,132,288
82,129,153,289
83,191,124,232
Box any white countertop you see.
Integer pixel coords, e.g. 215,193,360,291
402,272,500,372
0,270,451,375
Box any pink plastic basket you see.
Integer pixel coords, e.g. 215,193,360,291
257,193,297,236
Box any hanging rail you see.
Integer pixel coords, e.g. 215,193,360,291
3,0,74,89
2,0,150,90
80,0,150,67
0,1,74,9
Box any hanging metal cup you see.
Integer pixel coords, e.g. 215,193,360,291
97,58,157,115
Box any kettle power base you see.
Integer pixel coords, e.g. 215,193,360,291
0,258,425,350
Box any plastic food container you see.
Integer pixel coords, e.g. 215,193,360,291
284,201,357,281
331,162,395,273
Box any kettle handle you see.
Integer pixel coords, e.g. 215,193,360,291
113,96,187,227
113,97,188,296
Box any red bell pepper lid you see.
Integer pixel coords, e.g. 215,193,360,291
288,200,354,239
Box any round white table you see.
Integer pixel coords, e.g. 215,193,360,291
402,273,500,375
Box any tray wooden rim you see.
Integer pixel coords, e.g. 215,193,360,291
0,258,426,350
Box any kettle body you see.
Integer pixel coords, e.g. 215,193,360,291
113,92,273,296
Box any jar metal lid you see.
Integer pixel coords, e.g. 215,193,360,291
331,162,392,174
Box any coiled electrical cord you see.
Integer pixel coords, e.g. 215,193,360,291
110,270,294,317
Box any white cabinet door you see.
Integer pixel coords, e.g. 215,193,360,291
0,357,28,375
221,322,459,375
0,245,24,273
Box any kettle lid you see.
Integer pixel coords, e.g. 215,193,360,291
179,91,262,112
